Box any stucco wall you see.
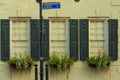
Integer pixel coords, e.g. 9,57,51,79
0,0,120,80
5,61,120,80
0,0,116,19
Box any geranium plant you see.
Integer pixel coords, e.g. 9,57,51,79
86,50,111,70
47,54,74,70
8,55,34,70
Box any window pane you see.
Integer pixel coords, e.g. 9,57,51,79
89,20,105,56
11,20,28,57
50,21,67,55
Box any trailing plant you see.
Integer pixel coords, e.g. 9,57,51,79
8,55,34,70
86,51,111,70
47,54,74,70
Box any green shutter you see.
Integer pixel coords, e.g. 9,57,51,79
30,19,39,61
80,19,89,61
1,19,10,61
108,19,118,60
42,19,49,60
30,19,49,61
69,19,78,60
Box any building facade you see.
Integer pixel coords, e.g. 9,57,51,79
0,0,120,80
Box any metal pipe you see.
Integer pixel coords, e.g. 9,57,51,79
35,64,38,80
40,57,44,80
39,1,44,80
45,64,49,80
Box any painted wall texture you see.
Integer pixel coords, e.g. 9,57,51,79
0,0,120,80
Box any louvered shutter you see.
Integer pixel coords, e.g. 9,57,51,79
80,19,89,61
69,19,78,60
108,19,118,60
1,19,10,61
30,19,39,61
42,19,49,60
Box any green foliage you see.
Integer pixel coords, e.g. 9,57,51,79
86,53,111,70
48,54,74,69
8,55,34,70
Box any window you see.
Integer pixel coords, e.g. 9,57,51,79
50,19,68,56
30,18,78,60
80,18,118,61
10,17,30,57
89,19,107,56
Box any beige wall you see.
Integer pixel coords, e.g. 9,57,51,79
0,0,119,19
0,0,117,19
0,0,120,80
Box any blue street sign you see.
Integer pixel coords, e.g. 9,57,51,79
42,2,61,9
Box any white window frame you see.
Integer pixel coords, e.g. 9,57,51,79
49,17,70,56
88,17,109,56
9,17,31,57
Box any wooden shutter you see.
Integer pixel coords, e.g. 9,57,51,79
69,19,78,60
1,19,10,61
42,19,49,60
30,19,49,61
30,19,39,61
80,19,89,61
108,19,118,60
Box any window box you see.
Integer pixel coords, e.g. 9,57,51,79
47,54,74,70
86,51,111,70
8,55,34,70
